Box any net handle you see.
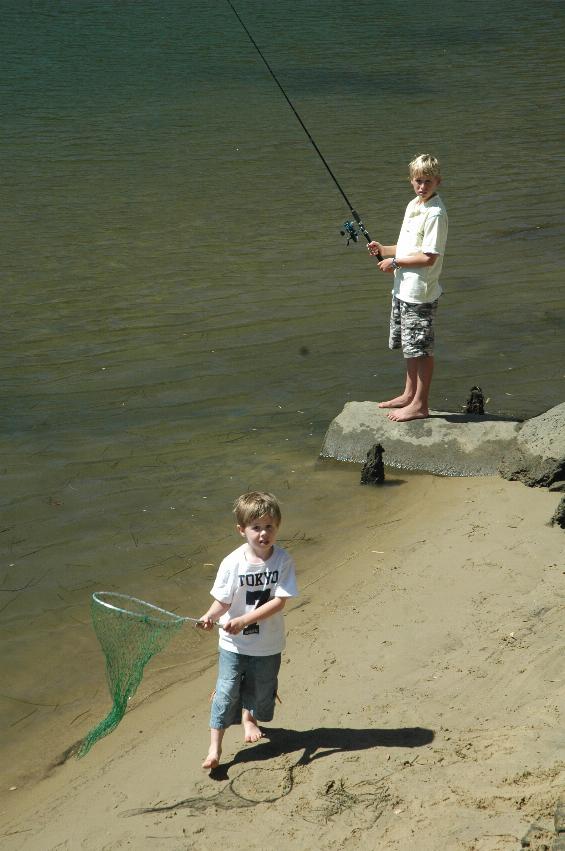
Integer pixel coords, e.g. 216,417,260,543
92,591,219,627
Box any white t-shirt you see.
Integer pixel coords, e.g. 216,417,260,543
210,544,298,656
393,193,448,304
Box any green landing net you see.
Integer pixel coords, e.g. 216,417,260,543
77,592,202,758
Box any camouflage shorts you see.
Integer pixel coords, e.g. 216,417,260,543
389,296,439,358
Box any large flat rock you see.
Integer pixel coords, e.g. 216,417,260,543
320,401,521,477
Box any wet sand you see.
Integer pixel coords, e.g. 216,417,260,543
1,473,563,850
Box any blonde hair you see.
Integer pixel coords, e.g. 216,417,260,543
409,153,441,179
233,491,282,528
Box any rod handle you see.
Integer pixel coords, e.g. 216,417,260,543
351,209,383,260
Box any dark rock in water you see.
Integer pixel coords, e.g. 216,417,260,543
360,443,385,485
499,402,565,488
462,386,485,415
550,495,565,529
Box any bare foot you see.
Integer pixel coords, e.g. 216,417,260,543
202,748,221,770
378,395,413,409
387,405,429,422
243,717,263,743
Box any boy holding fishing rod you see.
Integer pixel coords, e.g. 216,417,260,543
368,153,448,421
198,491,298,770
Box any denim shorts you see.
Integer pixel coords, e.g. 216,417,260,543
389,296,439,358
210,648,281,730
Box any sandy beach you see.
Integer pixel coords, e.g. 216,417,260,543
1,472,563,851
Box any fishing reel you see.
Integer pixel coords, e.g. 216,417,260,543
340,220,359,245
340,215,383,259
340,212,371,247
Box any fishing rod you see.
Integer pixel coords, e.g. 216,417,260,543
226,0,382,261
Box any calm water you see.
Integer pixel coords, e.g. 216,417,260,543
1,0,564,785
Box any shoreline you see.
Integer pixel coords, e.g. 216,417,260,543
1,473,563,850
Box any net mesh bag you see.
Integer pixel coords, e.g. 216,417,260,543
77,592,188,758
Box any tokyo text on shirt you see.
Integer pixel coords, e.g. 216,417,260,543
210,543,298,656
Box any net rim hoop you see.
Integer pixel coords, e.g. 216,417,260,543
92,591,189,624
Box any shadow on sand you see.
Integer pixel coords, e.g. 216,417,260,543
221,724,434,775
124,725,434,817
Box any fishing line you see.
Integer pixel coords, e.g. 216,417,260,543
226,0,382,260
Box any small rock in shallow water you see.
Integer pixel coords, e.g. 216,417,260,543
462,385,485,415
360,443,385,485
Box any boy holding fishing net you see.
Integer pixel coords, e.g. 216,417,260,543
198,491,298,770
368,153,448,422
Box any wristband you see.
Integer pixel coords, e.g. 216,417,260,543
391,258,400,270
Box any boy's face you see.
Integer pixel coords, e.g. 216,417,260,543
411,173,441,202
238,514,279,560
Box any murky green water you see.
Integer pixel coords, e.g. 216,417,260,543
1,0,564,784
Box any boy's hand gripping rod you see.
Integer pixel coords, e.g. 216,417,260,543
226,0,383,262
